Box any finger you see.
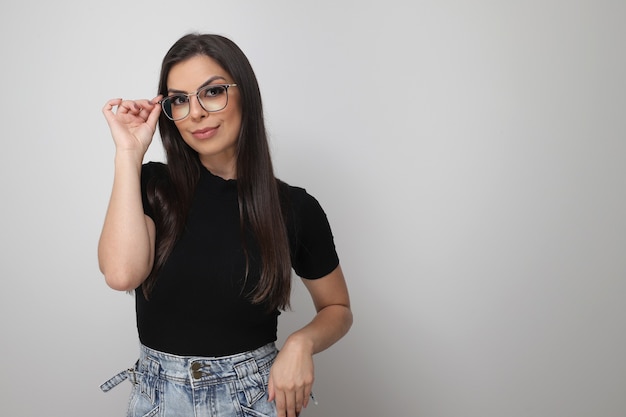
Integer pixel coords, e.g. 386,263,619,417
302,390,310,409
149,95,163,105
267,375,275,402
285,391,297,417
103,98,122,112
275,391,287,417
116,100,144,115
102,98,123,123
136,104,153,119
295,389,304,415
134,98,158,110
145,99,162,127
115,100,133,114
130,101,143,115
102,98,122,114
302,383,313,409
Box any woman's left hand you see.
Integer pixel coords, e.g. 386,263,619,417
268,337,314,417
268,266,352,416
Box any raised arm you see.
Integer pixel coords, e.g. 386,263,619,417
98,97,161,291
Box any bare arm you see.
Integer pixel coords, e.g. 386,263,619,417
268,265,353,417
98,97,161,291
287,265,352,353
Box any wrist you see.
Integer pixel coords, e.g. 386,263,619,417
114,149,145,168
284,332,315,356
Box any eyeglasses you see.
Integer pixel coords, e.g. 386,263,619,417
159,83,238,121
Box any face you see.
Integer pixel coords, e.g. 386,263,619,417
166,55,242,179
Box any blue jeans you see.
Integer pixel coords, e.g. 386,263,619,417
101,343,278,417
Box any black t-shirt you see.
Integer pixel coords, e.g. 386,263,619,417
137,162,339,357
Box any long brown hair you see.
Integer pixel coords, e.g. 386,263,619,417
142,33,292,311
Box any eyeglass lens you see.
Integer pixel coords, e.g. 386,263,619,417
162,85,230,121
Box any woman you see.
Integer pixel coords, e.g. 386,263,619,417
98,33,352,417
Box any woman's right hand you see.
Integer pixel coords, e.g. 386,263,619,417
102,96,162,156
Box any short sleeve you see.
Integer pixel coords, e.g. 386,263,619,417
286,187,340,280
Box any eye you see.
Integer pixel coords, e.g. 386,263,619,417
170,95,189,106
201,85,226,98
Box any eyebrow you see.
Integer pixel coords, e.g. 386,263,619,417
167,75,228,94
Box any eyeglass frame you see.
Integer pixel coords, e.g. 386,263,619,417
158,83,238,121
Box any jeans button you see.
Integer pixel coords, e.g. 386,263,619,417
191,362,202,379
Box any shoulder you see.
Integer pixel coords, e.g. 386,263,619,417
278,179,339,279
278,179,334,237
142,161,168,178
278,180,326,219
141,162,170,187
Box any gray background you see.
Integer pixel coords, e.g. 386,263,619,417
1,1,625,416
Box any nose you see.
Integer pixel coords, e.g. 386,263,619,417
188,95,207,119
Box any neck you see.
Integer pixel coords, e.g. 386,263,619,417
200,156,237,180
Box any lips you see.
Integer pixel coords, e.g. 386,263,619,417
192,126,218,140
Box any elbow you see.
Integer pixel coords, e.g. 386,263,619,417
322,303,353,335
343,305,354,334
100,265,147,292
104,276,139,292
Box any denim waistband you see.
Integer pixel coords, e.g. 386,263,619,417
101,343,277,392
139,343,277,385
